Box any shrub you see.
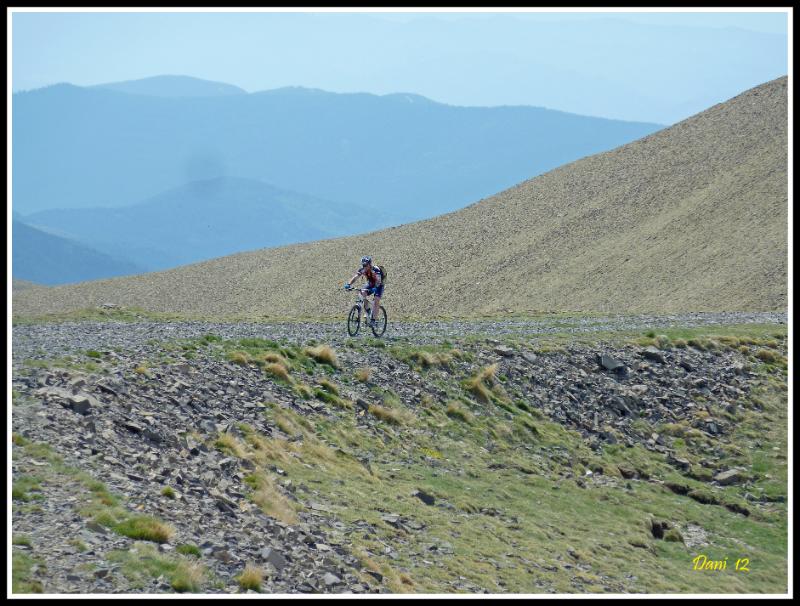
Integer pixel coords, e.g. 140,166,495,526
355,367,372,382
238,563,264,592
304,344,339,367
85,350,102,359
655,335,671,349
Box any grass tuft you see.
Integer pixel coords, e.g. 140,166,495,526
161,486,176,499
264,362,291,382
446,401,474,423
368,404,407,425
304,344,339,367
113,516,175,543
238,563,264,592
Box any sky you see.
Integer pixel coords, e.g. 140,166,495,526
9,9,791,123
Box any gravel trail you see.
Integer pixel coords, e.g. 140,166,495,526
12,312,786,361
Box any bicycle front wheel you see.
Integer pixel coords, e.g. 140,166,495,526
347,305,361,336
370,305,387,337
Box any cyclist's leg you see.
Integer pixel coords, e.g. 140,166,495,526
360,287,371,316
372,285,384,322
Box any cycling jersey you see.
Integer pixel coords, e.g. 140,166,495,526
358,265,383,287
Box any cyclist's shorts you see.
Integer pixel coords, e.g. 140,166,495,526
362,284,384,297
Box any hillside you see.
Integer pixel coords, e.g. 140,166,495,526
11,82,661,218
23,177,402,271
12,278,45,292
10,317,790,593
12,77,788,319
11,220,145,286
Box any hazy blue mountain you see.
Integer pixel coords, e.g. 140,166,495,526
12,82,663,218
91,75,247,97
12,220,145,285
23,176,400,271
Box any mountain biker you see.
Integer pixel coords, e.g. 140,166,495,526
344,256,384,326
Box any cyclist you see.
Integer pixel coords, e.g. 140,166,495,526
344,256,384,326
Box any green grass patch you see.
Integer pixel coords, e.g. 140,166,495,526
12,552,45,593
113,516,175,543
108,542,205,592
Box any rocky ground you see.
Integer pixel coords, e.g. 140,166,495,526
11,312,789,594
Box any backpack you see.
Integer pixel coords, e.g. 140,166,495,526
378,265,387,285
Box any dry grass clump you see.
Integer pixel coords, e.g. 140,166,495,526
655,335,671,349
755,348,785,365
244,432,292,466
446,401,473,423
237,563,264,592
264,362,291,382
464,363,498,404
249,475,298,524
228,351,251,366
355,367,372,382
214,432,248,458
368,404,408,425
672,338,688,348
114,516,175,543
292,382,314,399
304,344,339,367
171,560,205,592
262,352,289,366
134,364,149,375
317,378,339,395
410,350,453,369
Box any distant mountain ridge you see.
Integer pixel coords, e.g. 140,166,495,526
12,79,663,219
12,220,145,286
24,176,400,271
12,76,788,318
92,75,247,97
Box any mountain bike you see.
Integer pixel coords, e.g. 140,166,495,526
347,289,387,337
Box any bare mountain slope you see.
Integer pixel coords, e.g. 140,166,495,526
13,77,788,320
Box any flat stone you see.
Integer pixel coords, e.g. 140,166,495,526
642,346,666,364
598,354,625,372
714,469,746,486
261,547,288,571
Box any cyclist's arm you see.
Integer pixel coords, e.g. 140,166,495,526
346,270,362,287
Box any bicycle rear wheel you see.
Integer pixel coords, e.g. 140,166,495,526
347,305,361,336
370,305,387,337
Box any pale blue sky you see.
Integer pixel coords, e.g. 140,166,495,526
10,10,790,123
